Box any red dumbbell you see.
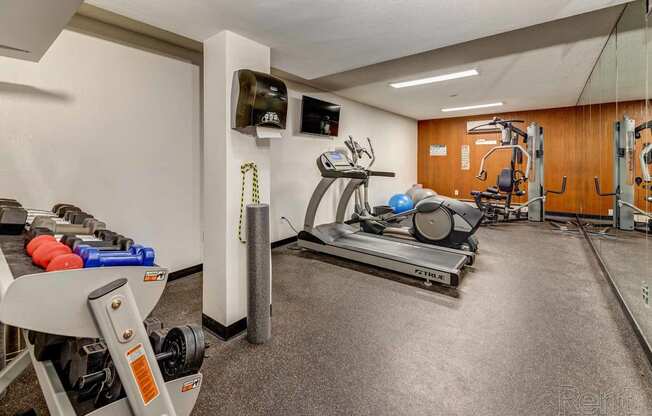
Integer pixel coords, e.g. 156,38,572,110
47,253,84,272
26,234,57,257
33,242,71,268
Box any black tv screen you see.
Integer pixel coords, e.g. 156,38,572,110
300,96,340,137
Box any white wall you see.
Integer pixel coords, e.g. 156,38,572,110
202,31,272,327
0,30,201,272
0,26,415,280
270,81,418,242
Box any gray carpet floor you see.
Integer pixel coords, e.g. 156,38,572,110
590,229,652,353
2,223,652,415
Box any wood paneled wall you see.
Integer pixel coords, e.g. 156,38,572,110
417,101,650,216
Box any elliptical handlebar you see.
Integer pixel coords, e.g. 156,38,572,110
346,136,358,165
366,137,375,169
346,135,376,170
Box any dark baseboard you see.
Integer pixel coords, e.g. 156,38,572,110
272,236,298,249
202,305,273,341
546,211,613,221
547,211,612,221
169,264,203,282
170,240,294,283
202,314,247,341
579,217,652,366
546,211,579,218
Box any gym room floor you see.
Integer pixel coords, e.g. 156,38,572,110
591,230,652,354
4,223,652,416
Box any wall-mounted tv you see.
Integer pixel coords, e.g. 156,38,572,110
300,95,341,137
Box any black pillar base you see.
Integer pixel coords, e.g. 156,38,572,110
202,314,247,341
202,305,273,341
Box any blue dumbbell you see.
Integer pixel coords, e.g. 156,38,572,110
80,244,155,268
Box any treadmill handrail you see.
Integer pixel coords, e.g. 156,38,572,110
367,170,396,177
303,177,337,231
321,169,368,179
336,178,367,224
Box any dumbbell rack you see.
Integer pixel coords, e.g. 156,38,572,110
0,233,203,416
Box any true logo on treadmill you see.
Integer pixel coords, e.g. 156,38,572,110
413,269,446,282
144,271,166,282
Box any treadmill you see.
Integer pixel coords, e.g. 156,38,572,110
298,150,475,287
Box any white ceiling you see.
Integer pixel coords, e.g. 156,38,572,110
87,0,630,80
307,6,624,120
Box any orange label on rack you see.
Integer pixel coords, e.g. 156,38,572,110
181,377,201,392
144,271,166,282
126,343,160,406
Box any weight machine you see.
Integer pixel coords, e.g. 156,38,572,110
0,232,205,415
471,118,567,223
595,115,652,232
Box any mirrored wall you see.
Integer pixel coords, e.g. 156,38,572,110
578,0,652,346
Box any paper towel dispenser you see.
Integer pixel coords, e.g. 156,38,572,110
231,69,288,137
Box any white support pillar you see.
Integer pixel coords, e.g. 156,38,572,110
202,31,272,339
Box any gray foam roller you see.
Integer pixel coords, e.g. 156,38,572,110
246,204,271,344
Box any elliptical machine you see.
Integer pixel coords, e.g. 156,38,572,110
344,136,483,252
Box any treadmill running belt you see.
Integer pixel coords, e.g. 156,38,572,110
334,232,467,273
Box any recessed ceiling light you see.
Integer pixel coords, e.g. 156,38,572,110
441,102,504,112
390,69,479,89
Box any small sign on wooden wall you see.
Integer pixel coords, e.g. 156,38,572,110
461,145,470,170
475,138,497,146
430,144,447,156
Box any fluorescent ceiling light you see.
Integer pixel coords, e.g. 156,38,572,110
442,102,504,112
390,69,479,89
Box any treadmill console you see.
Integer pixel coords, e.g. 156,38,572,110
322,151,352,169
317,150,366,178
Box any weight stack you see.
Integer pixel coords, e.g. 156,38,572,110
246,204,271,344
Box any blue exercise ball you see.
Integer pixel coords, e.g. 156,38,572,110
388,194,414,214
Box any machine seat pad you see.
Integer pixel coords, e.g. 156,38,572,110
498,168,514,192
482,192,506,200
471,191,506,200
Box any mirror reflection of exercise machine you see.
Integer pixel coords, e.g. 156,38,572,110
594,116,652,232
471,118,567,223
